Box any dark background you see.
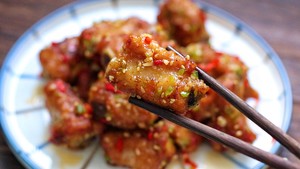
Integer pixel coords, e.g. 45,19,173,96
0,0,300,168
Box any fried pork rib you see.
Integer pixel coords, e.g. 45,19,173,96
153,120,203,153
44,80,103,149
106,34,209,114
79,17,151,67
182,43,258,150
101,130,176,169
39,37,79,81
157,0,209,46
89,73,158,129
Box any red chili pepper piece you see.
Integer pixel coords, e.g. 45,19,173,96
83,32,92,40
99,118,107,124
51,42,59,47
116,137,124,153
215,51,224,57
144,36,152,44
199,11,206,22
183,154,198,169
199,57,220,72
154,60,163,65
147,131,154,140
55,80,66,93
61,54,70,63
105,83,122,94
105,83,116,92
84,103,93,114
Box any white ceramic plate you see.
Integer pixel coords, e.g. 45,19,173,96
0,0,292,169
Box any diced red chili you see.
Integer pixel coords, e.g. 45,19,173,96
144,36,152,44
244,79,249,88
243,131,257,143
183,154,198,169
215,51,223,57
105,83,116,92
55,80,66,93
154,60,163,65
199,11,206,22
83,32,92,40
51,42,60,47
84,103,93,114
99,118,108,124
61,54,70,63
199,57,219,72
116,137,124,153
147,131,154,140
161,124,168,132
105,83,122,93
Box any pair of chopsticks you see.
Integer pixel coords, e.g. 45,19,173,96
129,46,300,169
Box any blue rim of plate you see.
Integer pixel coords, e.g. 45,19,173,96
0,0,293,169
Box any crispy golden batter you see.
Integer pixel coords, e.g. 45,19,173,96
106,34,209,114
44,80,103,149
101,130,176,169
89,73,158,129
39,37,79,81
157,0,209,46
79,17,151,68
153,120,202,153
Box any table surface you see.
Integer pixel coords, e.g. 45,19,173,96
0,0,300,168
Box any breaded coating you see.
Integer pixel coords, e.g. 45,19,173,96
157,0,209,46
44,79,103,149
101,130,176,169
39,37,79,81
105,34,209,114
153,120,202,153
89,72,158,129
79,17,151,68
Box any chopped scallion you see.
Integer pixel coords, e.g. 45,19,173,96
180,91,190,98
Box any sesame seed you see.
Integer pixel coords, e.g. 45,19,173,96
48,83,56,90
217,116,227,127
104,137,110,143
162,99,167,104
186,55,190,60
123,132,130,137
234,124,240,130
138,122,146,128
170,99,175,104
143,62,153,67
163,59,169,65
135,148,141,156
106,116,112,121
181,65,185,69
236,130,243,136
141,86,145,93
153,145,161,151
115,103,121,108
108,75,114,82
144,57,153,62
137,95,142,99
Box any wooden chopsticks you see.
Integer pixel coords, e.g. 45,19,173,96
128,46,300,169
129,97,299,169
